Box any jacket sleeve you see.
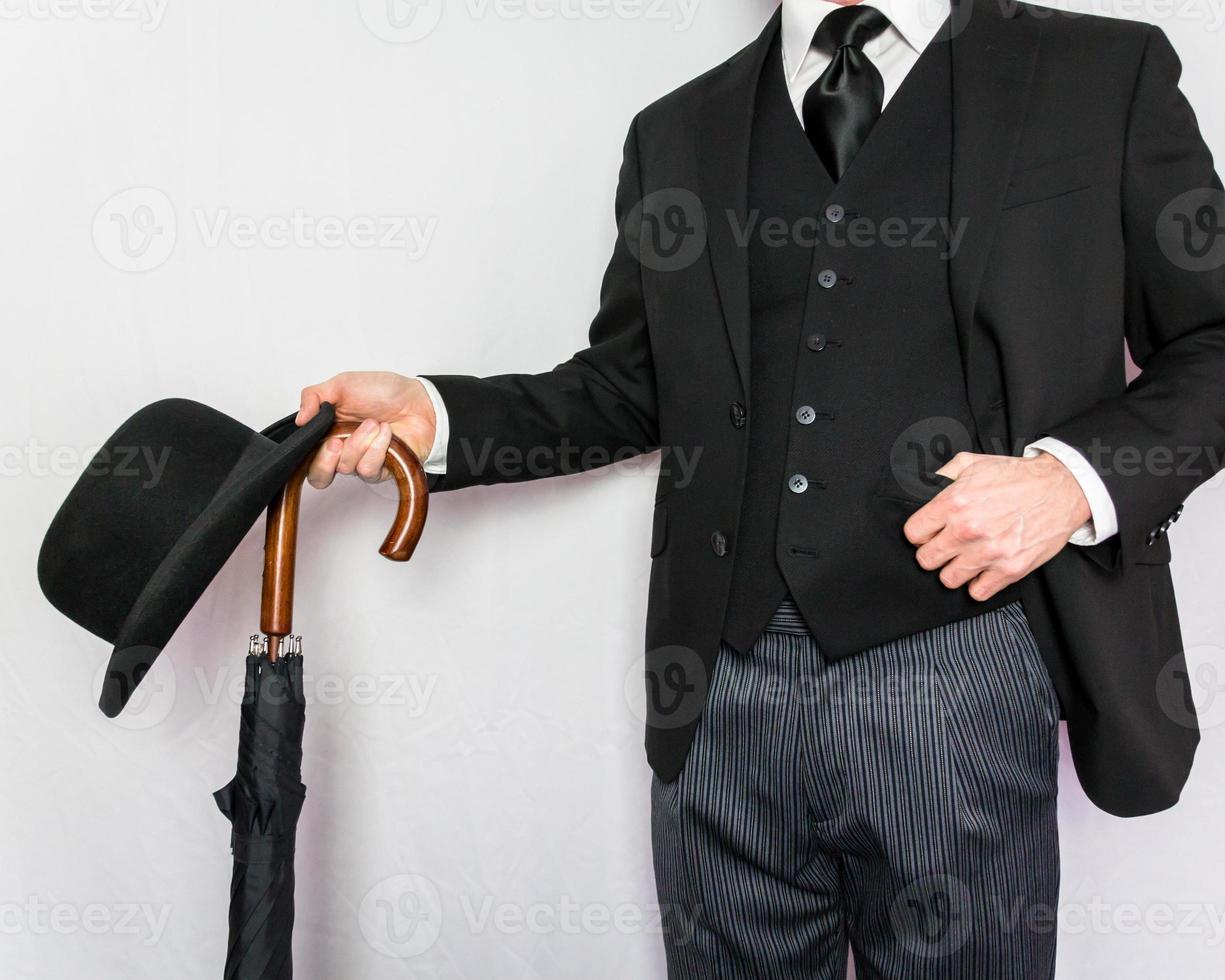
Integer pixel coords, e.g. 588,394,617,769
422,116,659,492
1045,26,1225,564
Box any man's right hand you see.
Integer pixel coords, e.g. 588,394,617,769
296,372,437,489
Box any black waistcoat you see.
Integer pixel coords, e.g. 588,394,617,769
722,34,1017,655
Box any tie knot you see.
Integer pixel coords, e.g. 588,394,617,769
812,4,891,55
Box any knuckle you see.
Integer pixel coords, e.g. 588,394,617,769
955,517,984,540
1001,558,1026,578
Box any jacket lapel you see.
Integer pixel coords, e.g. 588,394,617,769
696,2,1040,414
948,0,1041,448
696,9,782,396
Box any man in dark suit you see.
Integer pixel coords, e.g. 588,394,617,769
297,0,1225,974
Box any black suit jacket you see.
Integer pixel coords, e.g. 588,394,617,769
427,0,1225,817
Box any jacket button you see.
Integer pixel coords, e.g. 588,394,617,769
729,402,746,429
796,405,816,425
788,474,809,494
711,531,728,557
807,333,827,351
824,203,845,223
817,269,838,289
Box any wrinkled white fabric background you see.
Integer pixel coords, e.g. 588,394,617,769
3,1,1224,977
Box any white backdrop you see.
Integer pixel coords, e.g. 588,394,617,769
3,1,1225,977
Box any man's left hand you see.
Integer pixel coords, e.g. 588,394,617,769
903,452,1093,601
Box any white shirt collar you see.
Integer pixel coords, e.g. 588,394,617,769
781,0,952,83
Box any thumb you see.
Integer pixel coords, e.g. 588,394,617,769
935,451,980,482
296,378,342,426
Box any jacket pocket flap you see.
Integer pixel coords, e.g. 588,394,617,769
1003,150,1106,210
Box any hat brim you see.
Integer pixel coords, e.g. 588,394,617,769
98,404,336,718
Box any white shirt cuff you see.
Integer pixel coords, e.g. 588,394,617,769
414,376,449,475
1024,437,1118,546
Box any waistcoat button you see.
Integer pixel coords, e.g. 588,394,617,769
788,474,809,494
711,531,728,556
817,269,837,289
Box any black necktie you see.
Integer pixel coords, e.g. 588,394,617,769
802,4,892,180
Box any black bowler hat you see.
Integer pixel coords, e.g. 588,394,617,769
38,398,336,717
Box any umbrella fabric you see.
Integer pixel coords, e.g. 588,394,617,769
214,650,307,980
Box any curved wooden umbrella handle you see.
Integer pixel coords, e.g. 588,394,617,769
260,421,428,660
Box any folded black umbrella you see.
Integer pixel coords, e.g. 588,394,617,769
214,641,307,980
213,422,427,980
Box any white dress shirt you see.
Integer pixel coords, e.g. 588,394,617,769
416,0,1118,545
417,375,450,473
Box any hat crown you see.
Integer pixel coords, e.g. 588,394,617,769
39,400,270,642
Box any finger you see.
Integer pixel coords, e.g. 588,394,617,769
297,377,341,426
914,529,964,571
355,422,393,483
904,498,948,546
335,418,380,475
938,554,990,591
904,472,978,546
306,436,344,489
966,567,1017,602
935,451,981,482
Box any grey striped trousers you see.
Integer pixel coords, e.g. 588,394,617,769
652,602,1060,979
